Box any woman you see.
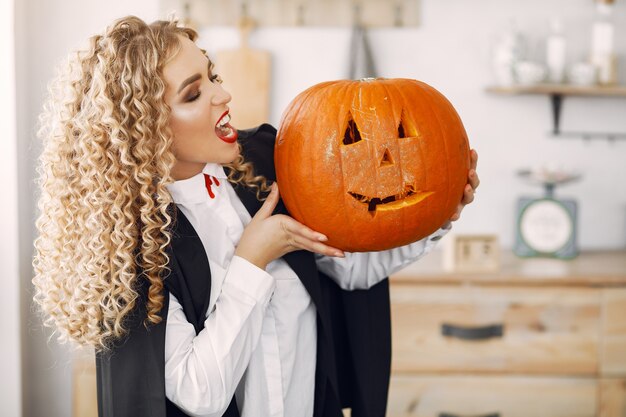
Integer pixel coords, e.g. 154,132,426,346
32,16,479,417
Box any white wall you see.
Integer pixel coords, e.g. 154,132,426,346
16,2,160,416
1,0,22,415
198,0,626,250
15,0,626,416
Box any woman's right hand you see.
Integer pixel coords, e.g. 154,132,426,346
235,183,345,270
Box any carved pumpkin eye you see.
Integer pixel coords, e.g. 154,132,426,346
398,111,409,138
343,116,362,145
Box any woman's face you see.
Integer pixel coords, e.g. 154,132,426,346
163,35,238,180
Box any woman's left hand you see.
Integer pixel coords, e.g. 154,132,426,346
449,149,480,222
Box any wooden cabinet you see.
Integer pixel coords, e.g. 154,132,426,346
72,347,98,417
388,251,626,417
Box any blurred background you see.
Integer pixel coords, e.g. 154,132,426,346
2,0,625,416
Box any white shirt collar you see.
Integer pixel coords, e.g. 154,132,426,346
167,163,228,204
202,162,228,180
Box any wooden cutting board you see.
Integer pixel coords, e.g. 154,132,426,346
215,17,271,130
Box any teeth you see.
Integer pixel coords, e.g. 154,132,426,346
217,113,230,127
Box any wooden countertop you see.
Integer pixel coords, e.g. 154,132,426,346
391,250,626,287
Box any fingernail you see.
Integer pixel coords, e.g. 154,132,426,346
318,235,328,242
335,251,344,257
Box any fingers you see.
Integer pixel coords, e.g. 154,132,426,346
280,217,344,257
254,182,280,220
451,197,465,221
468,149,480,185
453,180,476,223
469,169,480,191
294,237,345,258
467,149,480,193
462,183,475,205
470,149,478,171
453,151,479,223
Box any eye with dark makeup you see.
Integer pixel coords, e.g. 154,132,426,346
186,89,201,102
183,61,222,102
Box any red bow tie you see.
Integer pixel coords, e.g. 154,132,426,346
203,174,221,199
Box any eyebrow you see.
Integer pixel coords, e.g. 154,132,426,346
177,73,202,94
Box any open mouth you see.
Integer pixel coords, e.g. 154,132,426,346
348,185,434,213
215,111,238,143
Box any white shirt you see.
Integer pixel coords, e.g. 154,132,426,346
164,163,450,417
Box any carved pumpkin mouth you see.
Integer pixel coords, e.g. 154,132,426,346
348,185,434,213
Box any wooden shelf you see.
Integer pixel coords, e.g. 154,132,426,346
486,84,626,139
486,84,626,98
161,0,421,28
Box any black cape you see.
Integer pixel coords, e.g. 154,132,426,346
96,124,392,417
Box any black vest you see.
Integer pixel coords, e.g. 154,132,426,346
96,124,392,417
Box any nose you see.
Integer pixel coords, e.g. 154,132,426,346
211,84,232,106
379,147,393,167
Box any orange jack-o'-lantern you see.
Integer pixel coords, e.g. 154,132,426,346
275,78,470,252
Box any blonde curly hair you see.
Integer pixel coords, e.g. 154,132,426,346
32,15,269,352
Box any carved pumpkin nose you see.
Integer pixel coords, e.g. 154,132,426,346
380,148,393,167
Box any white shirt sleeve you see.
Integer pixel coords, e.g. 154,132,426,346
164,256,275,417
315,224,451,291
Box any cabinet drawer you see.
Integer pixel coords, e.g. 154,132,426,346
388,375,597,417
390,285,601,374
601,289,626,376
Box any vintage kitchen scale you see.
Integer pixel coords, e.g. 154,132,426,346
514,167,581,259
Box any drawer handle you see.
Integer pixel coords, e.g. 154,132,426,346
439,413,500,417
441,323,504,340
